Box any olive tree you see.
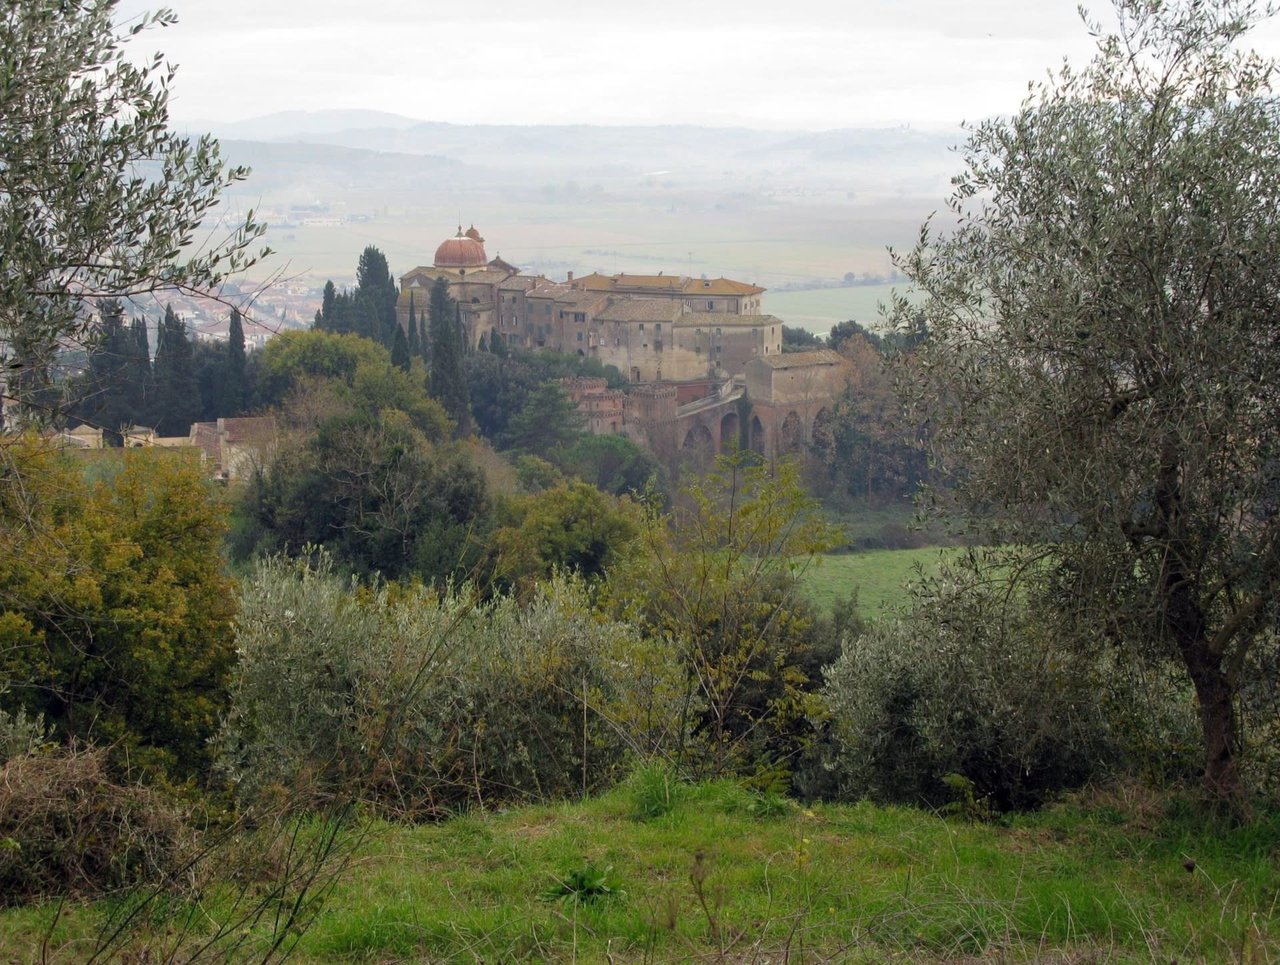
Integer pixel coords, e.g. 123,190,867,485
0,0,267,421
894,0,1280,805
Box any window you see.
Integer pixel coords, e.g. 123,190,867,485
707,300,714,310
715,327,722,336
639,323,645,331
576,331,584,342
655,323,662,333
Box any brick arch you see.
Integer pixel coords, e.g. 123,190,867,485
719,410,740,452
682,423,714,452
779,410,804,453
811,407,834,450
749,415,766,455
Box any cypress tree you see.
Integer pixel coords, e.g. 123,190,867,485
151,304,199,436
320,280,336,328
355,245,398,346
76,298,130,443
427,278,471,437
489,328,508,357
122,315,152,426
391,323,411,372
406,291,419,357
224,307,247,414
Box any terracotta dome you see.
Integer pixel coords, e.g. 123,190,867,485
434,227,487,269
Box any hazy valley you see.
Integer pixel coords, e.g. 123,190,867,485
196,111,956,332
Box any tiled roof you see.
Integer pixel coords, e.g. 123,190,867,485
752,349,845,369
189,422,220,462
528,281,572,298
595,299,684,323
498,275,541,291
221,416,275,444
554,290,609,310
572,272,765,296
677,313,783,329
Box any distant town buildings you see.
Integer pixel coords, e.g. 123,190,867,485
401,225,849,462
57,416,277,481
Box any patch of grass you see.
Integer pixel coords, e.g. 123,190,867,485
6,783,1278,962
626,761,682,821
799,547,960,619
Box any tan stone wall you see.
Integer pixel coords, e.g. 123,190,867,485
596,319,707,382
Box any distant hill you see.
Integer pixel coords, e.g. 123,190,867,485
185,113,959,313
197,112,959,188
197,109,429,141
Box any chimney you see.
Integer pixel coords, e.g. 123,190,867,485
567,271,574,284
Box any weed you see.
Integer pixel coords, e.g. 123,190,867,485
940,772,993,823
746,789,796,819
627,761,681,820
545,864,623,904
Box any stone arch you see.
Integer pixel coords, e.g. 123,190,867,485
811,407,834,451
720,411,740,452
749,415,766,455
682,423,714,452
780,410,804,453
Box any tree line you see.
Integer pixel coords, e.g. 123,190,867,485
67,300,249,441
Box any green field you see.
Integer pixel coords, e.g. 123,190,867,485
9,777,1277,962
800,547,958,619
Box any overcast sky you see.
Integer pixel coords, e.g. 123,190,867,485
116,0,1280,131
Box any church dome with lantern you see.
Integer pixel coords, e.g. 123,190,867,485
433,225,488,269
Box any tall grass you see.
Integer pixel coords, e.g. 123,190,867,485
9,779,1275,962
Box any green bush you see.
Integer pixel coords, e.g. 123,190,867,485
0,700,49,765
221,555,688,817
818,568,1199,812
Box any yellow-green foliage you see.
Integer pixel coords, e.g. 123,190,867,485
605,454,840,783
0,439,236,780
488,480,642,594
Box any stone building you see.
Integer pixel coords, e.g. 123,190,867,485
559,377,626,435
396,226,848,462
396,226,782,378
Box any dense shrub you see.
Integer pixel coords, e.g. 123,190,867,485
819,561,1200,812
0,745,191,904
603,455,838,786
0,444,237,782
220,555,687,817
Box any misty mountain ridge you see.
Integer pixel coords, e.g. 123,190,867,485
199,111,960,184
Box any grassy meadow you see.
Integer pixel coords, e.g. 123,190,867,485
799,547,956,620
8,776,1277,962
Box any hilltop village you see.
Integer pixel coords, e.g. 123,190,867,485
400,226,848,462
